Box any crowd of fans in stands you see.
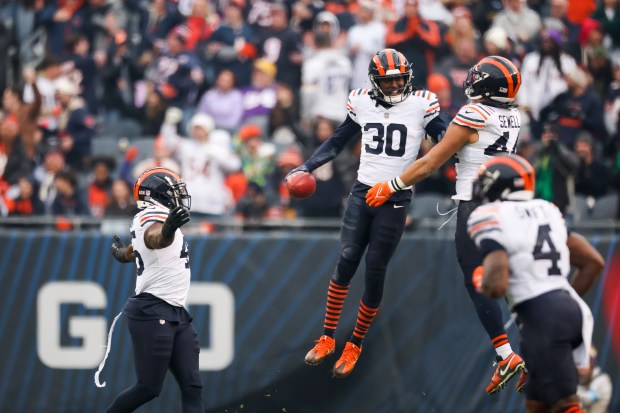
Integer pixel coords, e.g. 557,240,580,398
0,0,620,224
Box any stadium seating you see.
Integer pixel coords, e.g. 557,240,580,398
591,193,619,220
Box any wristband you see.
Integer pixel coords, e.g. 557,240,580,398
388,176,406,193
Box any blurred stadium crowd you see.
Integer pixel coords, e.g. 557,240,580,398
1,0,620,223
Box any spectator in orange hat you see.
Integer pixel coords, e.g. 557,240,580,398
237,124,277,192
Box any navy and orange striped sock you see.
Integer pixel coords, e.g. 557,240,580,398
492,333,513,360
349,300,379,347
557,402,583,413
323,280,349,337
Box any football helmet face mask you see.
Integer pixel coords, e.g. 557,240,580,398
464,55,521,104
368,48,413,105
472,154,535,203
133,167,191,210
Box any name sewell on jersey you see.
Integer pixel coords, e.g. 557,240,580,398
347,88,440,186
130,205,191,307
452,103,521,201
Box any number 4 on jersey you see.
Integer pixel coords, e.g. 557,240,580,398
532,224,561,275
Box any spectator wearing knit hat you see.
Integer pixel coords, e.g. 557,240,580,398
161,108,241,216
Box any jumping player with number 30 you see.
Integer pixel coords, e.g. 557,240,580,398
366,56,528,394
105,167,204,413
287,48,447,378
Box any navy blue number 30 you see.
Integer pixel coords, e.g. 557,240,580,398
364,123,407,157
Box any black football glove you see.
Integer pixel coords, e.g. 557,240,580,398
111,235,131,263
162,206,191,238
285,164,309,181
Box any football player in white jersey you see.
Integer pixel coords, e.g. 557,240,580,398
287,48,448,378
467,154,604,413
106,167,204,413
366,55,529,394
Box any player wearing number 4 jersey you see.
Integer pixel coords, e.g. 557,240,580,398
287,48,448,378
366,55,528,394
102,167,204,413
468,154,604,413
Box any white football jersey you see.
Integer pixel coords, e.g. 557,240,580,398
452,103,521,201
130,205,191,307
348,88,440,186
467,199,571,307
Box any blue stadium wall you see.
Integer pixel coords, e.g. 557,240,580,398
0,230,618,413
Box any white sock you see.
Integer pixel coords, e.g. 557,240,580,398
495,343,513,360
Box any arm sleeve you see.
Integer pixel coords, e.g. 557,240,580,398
305,115,361,172
424,112,449,143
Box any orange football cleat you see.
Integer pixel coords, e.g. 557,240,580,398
304,335,336,365
486,352,525,395
515,369,527,393
332,342,362,378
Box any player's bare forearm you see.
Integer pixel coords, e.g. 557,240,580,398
567,232,605,296
399,123,475,187
481,250,510,298
398,155,435,187
144,222,175,249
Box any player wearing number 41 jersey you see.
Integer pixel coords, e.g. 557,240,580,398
468,154,604,413
366,55,528,394
287,48,448,378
